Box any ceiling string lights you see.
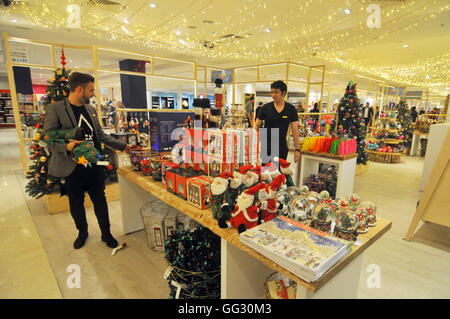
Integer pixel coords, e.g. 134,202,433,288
1,0,448,94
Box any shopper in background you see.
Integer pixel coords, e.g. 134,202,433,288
298,101,305,113
43,72,132,250
255,102,263,122
362,102,374,127
419,107,425,116
245,95,255,127
375,106,380,120
254,80,301,163
410,106,418,122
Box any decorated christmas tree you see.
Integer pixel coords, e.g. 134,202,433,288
43,46,71,106
25,114,59,198
25,48,70,198
337,81,368,164
396,99,413,150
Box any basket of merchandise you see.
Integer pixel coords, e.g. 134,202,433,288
264,272,297,299
367,150,402,164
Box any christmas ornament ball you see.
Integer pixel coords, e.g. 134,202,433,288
40,156,47,162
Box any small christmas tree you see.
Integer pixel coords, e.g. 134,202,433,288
396,99,413,150
43,46,71,106
337,81,368,164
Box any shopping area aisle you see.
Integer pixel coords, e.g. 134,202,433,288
1,128,449,298
0,129,61,298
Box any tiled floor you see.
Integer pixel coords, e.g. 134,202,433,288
1,128,449,298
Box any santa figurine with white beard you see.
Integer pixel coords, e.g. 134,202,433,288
240,164,259,189
211,172,233,220
218,183,264,234
261,161,281,183
257,174,286,223
278,158,295,187
228,170,245,212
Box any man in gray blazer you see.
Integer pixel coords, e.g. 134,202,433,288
44,72,131,249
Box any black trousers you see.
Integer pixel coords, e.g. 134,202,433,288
64,165,110,234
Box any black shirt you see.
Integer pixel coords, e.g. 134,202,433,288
257,101,298,152
70,103,100,150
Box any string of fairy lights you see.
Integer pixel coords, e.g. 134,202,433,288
1,0,448,95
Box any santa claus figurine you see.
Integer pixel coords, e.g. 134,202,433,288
218,183,263,233
261,161,281,183
277,158,295,187
211,172,233,220
240,164,259,189
257,175,286,223
228,170,245,212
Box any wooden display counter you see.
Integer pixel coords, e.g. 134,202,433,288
117,167,391,298
367,150,402,163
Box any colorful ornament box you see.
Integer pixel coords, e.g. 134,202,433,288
161,161,180,185
187,176,214,209
111,132,137,146
166,168,203,199
207,155,238,177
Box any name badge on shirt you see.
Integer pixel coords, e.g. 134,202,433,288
282,116,288,119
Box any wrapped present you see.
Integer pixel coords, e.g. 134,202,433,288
187,176,214,209
162,161,180,185
174,168,203,199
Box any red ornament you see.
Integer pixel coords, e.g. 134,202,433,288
60,45,67,68
349,99,354,103
107,164,113,171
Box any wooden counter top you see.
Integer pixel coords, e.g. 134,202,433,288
118,166,391,292
301,150,358,161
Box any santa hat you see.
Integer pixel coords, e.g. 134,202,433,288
269,174,286,191
241,183,263,201
253,165,262,176
239,164,254,175
278,158,294,175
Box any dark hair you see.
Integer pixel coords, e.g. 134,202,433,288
270,80,287,95
69,72,95,92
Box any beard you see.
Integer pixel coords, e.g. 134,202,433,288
82,95,90,104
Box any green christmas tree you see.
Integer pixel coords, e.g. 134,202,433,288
25,114,59,198
396,99,413,149
337,81,368,164
43,46,71,106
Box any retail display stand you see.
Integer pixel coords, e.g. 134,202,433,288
410,131,429,156
297,151,357,199
405,128,450,240
117,166,391,298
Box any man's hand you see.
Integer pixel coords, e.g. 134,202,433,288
67,140,82,152
123,144,133,154
294,150,300,163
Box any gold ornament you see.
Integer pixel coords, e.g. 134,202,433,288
40,156,47,162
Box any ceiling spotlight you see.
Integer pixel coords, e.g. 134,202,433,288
123,18,129,24
344,8,351,15
426,75,430,79
403,44,408,48
149,3,157,8
176,30,181,36
178,39,187,45
11,19,17,22
265,28,271,33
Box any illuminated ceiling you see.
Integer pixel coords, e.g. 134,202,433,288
0,0,449,94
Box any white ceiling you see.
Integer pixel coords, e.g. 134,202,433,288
0,0,449,96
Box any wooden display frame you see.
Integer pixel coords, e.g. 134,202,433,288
405,130,450,240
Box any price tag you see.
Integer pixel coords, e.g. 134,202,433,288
171,280,183,299
96,161,109,166
163,265,173,280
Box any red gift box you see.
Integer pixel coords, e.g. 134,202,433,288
162,161,180,185
175,169,203,199
187,176,214,209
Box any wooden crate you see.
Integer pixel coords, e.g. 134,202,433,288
367,150,402,164
41,182,120,215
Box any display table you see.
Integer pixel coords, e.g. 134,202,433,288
297,151,357,199
367,150,402,164
410,131,429,156
117,167,391,299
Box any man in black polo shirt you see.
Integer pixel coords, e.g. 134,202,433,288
254,80,300,164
